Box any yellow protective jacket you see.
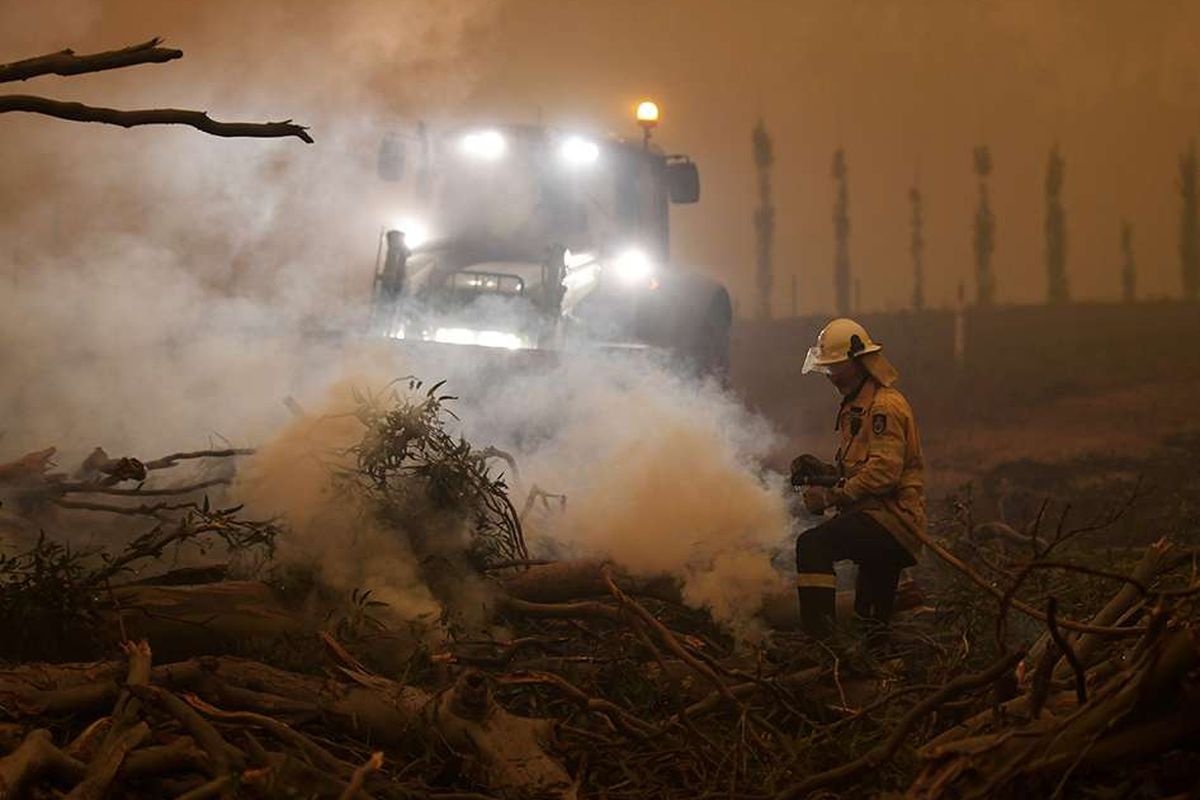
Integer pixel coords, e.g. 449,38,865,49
833,375,926,558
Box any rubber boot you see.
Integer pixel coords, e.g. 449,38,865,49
856,563,901,652
797,586,837,639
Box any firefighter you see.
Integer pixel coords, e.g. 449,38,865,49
790,318,925,639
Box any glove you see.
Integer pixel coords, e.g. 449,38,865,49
827,484,852,509
790,453,837,488
801,486,830,514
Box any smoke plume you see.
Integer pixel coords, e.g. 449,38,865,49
0,1,795,636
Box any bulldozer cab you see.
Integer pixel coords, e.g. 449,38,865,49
371,121,725,377
380,124,694,264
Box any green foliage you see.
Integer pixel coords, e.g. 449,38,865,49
1045,143,1069,304
331,587,389,642
972,145,995,306
832,148,851,316
0,505,280,662
0,533,101,661
344,377,528,568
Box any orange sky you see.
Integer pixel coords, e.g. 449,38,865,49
2,0,1197,315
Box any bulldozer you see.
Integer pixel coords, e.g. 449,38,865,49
369,101,732,377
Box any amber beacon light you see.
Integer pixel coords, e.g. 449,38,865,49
636,99,659,148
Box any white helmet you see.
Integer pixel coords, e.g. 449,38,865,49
802,318,882,374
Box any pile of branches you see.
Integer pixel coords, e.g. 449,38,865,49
0,444,279,662
0,542,1195,799
342,378,528,568
0,388,1198,798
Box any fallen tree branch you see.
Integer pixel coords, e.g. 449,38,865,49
0,729,86,797
914,529,1146,637
128,685,240,777
774,649,1023,799
142,449,255,472
0,447,58,487
338,751,383,800
601,566,738,708
62,478,230,497
0,95,313,142
1044,597,1086,705
182,693,355,777
64,721,149,800
0,38,181,83
497,671,657,740
498,596,622,621
912,628,1200,797
1026,539,1176,672
53,498,201,517
675,666,825,723
174,774,235,800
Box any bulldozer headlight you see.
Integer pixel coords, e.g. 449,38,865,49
560,136,599,166
433,327,526,350
612,248,654,286
460,130,506,160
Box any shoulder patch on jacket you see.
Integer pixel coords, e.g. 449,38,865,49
872,413,887,435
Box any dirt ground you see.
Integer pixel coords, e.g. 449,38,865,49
740,360,1200,543
921,375,1200,492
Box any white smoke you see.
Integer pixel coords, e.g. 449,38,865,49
0,2,795,636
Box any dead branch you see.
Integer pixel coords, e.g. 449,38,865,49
1043,597,1086,704
519,484,567,522
479,446,520,482
499,559,680,605
183,690,350,773
0,95,313,142
0,729,86,797
498,595,623,621
64,721,149,800
601,566,738,707
338,751,383,800
0,446,58,486
174,775,235,800
1027,539,1179,674
53,498,201,517
0,38,181,83
775,649,1023,799
117,740,209,780
676,666,825,722
142,449,255,471
129,685,240,777
64,478,230,497
913,528,1147,637
497,671,657,739
913,628,1200,797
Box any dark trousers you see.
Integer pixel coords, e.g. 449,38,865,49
795,511,916,638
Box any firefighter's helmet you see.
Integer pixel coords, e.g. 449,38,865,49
802,318,882,374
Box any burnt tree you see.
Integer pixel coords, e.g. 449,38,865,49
832,148,851,316
972,145,995,306
1121,219,1136,303
1181,140,1198,300
910,183,925,311
1045,143,1069,304
751,119,776,321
